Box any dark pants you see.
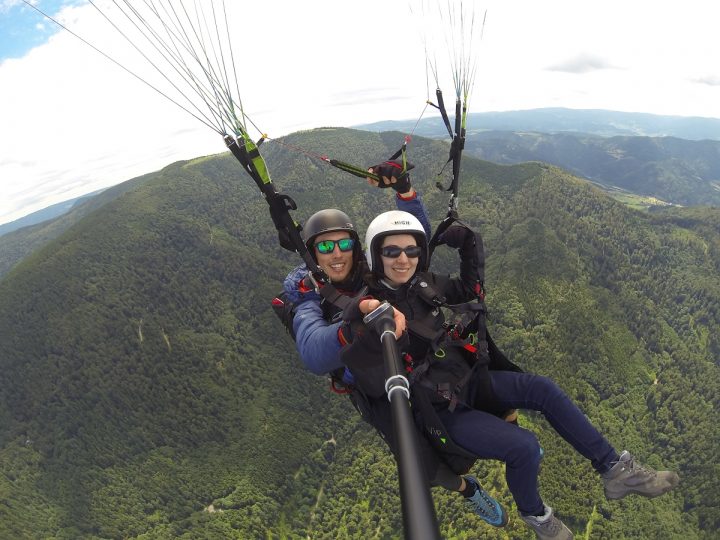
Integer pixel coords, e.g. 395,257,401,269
437,371,618,515
350,391,465,492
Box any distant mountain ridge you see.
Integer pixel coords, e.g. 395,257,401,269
357,109,720,206
0,189,105,237
357,107,720,141
463,131,720,207
5,108,718,278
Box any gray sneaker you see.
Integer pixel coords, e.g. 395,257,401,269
520,505,574,540
602,450,680,500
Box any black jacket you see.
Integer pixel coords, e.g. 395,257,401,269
341,224,488,399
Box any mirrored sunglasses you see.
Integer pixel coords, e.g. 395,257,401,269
381,245,422,258
315,238,355,254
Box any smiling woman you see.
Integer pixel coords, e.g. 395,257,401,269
380,235,421,287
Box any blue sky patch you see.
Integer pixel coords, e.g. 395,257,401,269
0,0,77,61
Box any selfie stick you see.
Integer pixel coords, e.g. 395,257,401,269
363,302,441,540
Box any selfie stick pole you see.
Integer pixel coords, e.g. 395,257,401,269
363,302,441,540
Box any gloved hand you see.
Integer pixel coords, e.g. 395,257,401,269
342,297,407,341
438,224,472,249
368,159,414,193
342,294,374,322
360,300,407,338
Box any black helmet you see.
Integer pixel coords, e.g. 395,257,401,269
302,209,362,263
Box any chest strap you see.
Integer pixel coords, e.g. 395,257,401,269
301,274,366,315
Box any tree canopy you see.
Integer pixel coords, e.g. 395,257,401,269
0,128,717,539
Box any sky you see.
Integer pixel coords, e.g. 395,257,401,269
2,0,720,226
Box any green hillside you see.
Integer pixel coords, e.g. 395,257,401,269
0,128,718,539
462,131,720,207
0,176,150,279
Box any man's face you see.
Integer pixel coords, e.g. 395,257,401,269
314,231,354,282
381,233,419,286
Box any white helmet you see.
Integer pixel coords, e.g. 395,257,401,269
365,210,428,274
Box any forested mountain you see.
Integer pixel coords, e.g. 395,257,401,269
0,177,149,278
0,189,106,238
0,128,718,539
462,131,720,207
358,108,720,208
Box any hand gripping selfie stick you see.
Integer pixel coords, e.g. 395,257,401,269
363,302,441,540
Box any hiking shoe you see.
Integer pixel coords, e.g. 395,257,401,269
520,505,574,540
602,451,680,500
463,475,508,527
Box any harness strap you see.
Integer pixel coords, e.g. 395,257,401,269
412,271,484,318
406,319,446,351
317,280,354,311
406,273,488,358
411,381,478,463
411,273,446,306
299,274,367,312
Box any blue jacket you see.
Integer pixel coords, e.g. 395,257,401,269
285,191,432,376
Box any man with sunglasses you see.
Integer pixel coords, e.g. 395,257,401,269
281,162,508,528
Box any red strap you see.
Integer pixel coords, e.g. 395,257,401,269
397,190,417,201
337,326,350,346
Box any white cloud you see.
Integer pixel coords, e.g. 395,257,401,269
1,0,22,12
546,54,618,74
693,75,720,87
2,0,720,225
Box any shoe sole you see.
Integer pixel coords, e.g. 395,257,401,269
605,482,678,500
490,508,509,528
520,518,574,540
473,505,508,527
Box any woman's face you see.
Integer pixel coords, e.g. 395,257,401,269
380,233,420,286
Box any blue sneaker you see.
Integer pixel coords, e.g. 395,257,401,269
463,475,508,527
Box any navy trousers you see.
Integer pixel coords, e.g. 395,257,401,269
437,371,619,515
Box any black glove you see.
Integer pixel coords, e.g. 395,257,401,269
438,225,471,249
338,294,376,347
440,224,485,285
370,160,414,193
342,294,372,323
